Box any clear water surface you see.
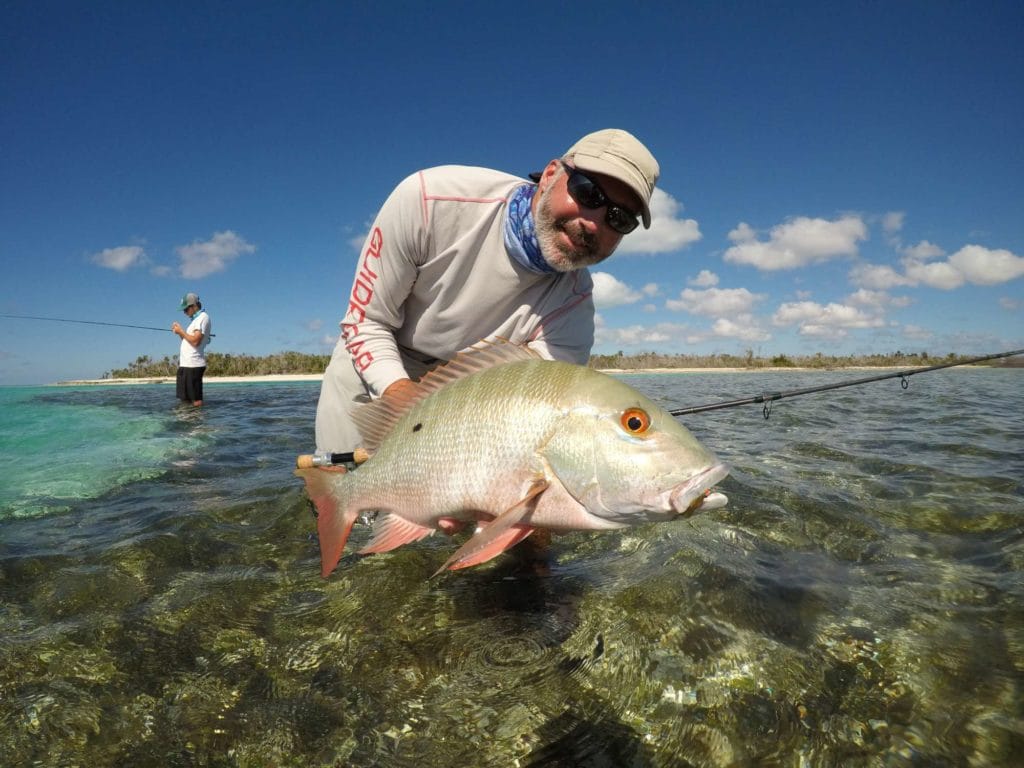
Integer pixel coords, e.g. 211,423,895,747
0,370,1021,766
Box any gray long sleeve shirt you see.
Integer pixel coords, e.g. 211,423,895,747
340,164,595,396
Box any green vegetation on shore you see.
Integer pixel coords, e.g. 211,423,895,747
106,351,331,379
105,349,1019,379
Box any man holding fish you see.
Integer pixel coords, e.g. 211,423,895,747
315,128,660,455
302,129,730,576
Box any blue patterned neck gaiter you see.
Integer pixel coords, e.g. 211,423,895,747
504,183,554,274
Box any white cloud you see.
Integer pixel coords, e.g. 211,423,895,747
306,319,323,332
903,258,964,290
849,262,914,290
852,238,1024,292
595,321,687,347
902,239,944,261
642,282,659,297
346,221,376,253
881,212,905,248
613,313,769,346
772,300,885,337
882,211,905,236
724,215,868,271
176,230,256,279
349,232,368,252
91,245,146,271
665,286,766,316
592,271,644,308
615,188,702,254
947,245,1024,285
688,269,719,287
846,288,912,310
999,297,1020,311
710,316,771,342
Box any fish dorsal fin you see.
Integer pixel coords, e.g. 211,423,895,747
352,340,541,452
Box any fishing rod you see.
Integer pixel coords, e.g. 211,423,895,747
0,313,215,336
296,347,1022,469
669,347,1024,419
296,448,370,469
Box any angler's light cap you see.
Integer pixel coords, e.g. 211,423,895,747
563,129,659,228
179,292,200,310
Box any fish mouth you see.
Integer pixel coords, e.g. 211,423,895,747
669,463,730,518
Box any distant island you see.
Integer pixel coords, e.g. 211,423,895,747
103,349,1021,379
107,352,331,379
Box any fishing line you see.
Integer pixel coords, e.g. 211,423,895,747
668,347,1023,419
0,313,215,336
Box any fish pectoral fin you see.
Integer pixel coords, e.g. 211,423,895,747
438,525,535,574
296,468,358,579
358,513,434,554
433,479,549,576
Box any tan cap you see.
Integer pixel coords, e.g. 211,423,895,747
564,129,659,228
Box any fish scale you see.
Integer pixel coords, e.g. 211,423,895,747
356,360,573,510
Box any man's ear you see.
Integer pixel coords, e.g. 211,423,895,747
536,159,562,192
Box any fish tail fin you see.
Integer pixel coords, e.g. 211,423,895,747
295,468,358,578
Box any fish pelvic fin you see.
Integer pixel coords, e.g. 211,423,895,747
358,513,434,554
295,468,358,578
352,339,542,451
433,478,548,576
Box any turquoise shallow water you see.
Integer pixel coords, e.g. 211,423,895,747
0,371,1021,766
0,387,198,518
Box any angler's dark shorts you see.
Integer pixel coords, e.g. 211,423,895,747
176,366,206,403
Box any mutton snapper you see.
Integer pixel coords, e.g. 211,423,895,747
297,342,729,577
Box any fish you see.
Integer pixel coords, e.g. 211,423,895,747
297,341,729,577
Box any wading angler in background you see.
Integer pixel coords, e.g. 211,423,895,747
315,128,661,455
172,292,211,406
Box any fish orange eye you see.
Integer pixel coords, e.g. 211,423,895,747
620,408,651,435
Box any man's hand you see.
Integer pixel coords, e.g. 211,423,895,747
382,378,417,402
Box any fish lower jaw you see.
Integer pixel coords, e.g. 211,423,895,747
668,463,731,517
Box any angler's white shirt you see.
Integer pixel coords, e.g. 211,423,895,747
179,310,211,367
338,165,595,396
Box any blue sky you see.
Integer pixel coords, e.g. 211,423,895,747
2,1,1022,384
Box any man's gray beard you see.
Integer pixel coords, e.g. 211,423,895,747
534,176,604,272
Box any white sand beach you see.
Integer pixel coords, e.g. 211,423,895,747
54,374,326,386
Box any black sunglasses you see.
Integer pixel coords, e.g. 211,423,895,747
561,161,640,235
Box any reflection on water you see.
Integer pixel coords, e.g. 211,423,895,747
0,371,1022,766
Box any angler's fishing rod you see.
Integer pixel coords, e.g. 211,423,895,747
0,313,215,336
296,347,1022,468
669,347,1024,418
